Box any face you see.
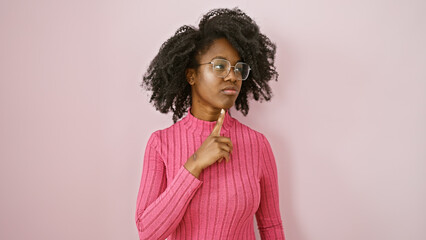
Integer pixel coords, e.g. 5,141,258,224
187,38,243,112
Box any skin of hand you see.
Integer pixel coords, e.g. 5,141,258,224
184,108,233,178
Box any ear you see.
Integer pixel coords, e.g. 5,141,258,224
185,68,196,86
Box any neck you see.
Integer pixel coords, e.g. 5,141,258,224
190,104,225,122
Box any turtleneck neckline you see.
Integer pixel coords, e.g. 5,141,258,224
181,107,234,136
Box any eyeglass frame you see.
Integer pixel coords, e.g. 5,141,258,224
197,58,251,81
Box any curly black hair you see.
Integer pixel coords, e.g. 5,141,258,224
141,7,278,123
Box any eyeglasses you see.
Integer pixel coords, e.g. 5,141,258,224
198,58,251,81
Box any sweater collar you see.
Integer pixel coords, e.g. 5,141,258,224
181,107,234,135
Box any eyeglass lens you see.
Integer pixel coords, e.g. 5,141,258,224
211,59,250,80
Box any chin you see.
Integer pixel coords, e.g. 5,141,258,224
213,96,238,110
217,102,235,110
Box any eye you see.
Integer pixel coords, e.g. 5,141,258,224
235,63,245,72
214,64,226,70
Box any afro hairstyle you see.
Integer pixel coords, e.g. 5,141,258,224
141,7,278,123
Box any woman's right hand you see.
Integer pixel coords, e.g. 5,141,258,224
184,109,233,177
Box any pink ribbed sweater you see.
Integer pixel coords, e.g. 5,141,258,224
135,108,285,240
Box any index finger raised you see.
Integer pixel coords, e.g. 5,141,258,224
210,108,225,136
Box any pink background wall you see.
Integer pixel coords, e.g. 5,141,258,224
1,0,425,239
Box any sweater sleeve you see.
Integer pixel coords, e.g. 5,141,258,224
135,131,203,240
255,134,286,240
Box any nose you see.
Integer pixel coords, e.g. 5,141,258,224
224,67,238,82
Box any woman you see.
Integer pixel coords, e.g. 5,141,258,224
136,7,285,240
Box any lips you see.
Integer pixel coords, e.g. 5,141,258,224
221,85,239,96
221,86,238,91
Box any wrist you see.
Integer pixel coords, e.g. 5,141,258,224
184,153,203,179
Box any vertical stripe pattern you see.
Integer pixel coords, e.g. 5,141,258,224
135,108,285,239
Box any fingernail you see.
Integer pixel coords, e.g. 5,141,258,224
221,109,225,114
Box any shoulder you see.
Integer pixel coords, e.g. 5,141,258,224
232,117,267,138
147,119,185,143
232,117,270,146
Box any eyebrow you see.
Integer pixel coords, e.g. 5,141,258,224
210,56,243,63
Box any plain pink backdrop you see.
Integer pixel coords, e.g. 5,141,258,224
1,0,425,239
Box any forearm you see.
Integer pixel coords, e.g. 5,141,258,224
136,165,203,239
